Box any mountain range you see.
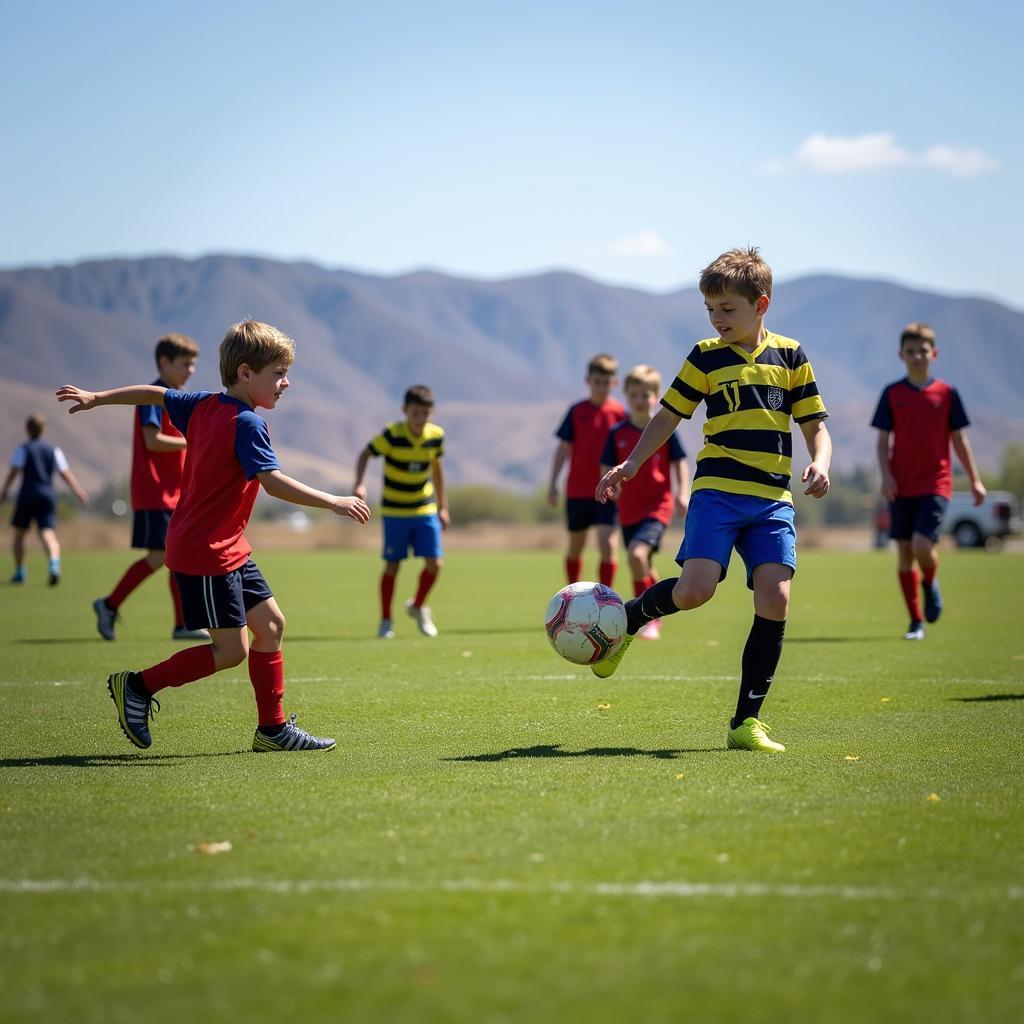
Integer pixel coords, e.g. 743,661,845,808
2,255,1021,496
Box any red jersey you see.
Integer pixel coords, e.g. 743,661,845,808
130,381,186,511
870,377,969,499
601,420,686,526
555,398,627,499
162,391,280,576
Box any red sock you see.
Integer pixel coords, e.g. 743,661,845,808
380,572,396,619
922,564,937,586
633,578,647,598
168,572,184,628
565,558,582,584
141,644,217,694
599,560,617,587
107,558,156,610
248,649,285,728
898,569,923,621
414,568,438,607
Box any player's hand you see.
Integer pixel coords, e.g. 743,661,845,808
802,462,830,499
333,495,371,523
439,508,450,530
56,385,97,413
880,470,896,503
971,480,987,506
675,497,689,520
547,483,559,507
595,462,635,503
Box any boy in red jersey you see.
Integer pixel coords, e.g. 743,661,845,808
549,354,626,587
871,323,986,640
57,320,371,753
92,334,207,642
600,365,689,640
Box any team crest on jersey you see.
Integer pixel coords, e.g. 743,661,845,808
767,386,784,411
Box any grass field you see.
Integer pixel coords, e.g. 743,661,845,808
1,545,1022,1023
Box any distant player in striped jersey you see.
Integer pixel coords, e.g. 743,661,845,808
354,385,449,639
594,247,832,753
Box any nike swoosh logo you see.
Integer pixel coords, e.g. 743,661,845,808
747,690,768,699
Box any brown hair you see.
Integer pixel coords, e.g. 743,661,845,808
404,385,435,407
26,414,45,439
900,322,936,348
154,333,200,366
587,353,618,377
219,320,295,386
699,246,772,303
623,364,661,393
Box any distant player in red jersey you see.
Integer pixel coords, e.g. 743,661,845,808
92,334,207,642
600,365,689,640
548,354,626,588
871,322,986,640
57,320,371,753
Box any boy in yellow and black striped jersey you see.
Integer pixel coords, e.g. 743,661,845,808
354,386,448,638
594,247,832,752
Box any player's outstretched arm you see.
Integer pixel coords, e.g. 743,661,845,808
595,406,679,503
258,470,371,523
56,384,167,413
800,418,832,498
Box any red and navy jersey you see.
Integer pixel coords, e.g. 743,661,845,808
555,398,627,499
871,377,969,499
600,420,686,526
130,379,186,512
162,390,280,576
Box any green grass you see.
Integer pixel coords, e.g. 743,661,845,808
1,546,1022,1023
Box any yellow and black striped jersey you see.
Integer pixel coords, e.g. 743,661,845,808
660,331,828,504
367,420,445,518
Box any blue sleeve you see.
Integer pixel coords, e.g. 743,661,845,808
137,404,162,430
599,432,616,466
870,388,893,431
948,389,970,431
163,389,213,436
668,432,686,461
234,410,280,480
555,406,574,442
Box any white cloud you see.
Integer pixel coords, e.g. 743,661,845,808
770,133,1000,178
611,231,672,256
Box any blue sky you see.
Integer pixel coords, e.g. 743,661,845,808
2,0,1021,307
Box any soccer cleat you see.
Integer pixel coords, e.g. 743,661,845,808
10,567,25,584
638,618,662,640
107,671,159,749
591,633,635,678
377,619,395,639
93,597,118,641
728,717,785,753
252,713,336,753
904,620,925,640
172,626,211,641
406,600,438,637
922,580,943,623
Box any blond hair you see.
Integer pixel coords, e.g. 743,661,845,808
155,333,200,366
26,414,46,439
623,364,661,394
699,246,772,303
587,353,618,377
900,322,936,348
219,320,295,386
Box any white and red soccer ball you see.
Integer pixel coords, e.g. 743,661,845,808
544,582,628,665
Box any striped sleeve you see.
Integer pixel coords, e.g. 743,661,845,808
789,346,828,423
368,426,392,457
660,346,708,419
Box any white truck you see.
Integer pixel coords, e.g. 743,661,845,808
940,490,1022,548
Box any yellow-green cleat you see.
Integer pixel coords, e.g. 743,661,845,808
591,633,635,679
727,717,785,753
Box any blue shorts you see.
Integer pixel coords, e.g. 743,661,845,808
172,560,274,631
889,495,948,542
566,497,617,532
622,517,667,553
677,489,796,591
11,493,56,531
132,509,172,550
383,514,443,562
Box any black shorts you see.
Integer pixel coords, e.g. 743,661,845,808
11,493,57,530
622,517,667,553
172,560,274,631
566,497,617,532
889,495,949,542
132,509,173,550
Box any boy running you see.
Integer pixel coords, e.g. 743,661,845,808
57,320,371,753
871,322,985,640
594,247,831,753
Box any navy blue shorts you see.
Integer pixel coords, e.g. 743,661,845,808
132,509,172,550
677,489,796,591
383,514,443,562
11,494,56,530
622,517,667,552
566,497,617,532
889,495,948,542
172,560,274,631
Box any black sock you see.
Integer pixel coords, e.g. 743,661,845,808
625,578,681,634
126,672,151,698
260,722,286,736
732,615,786,726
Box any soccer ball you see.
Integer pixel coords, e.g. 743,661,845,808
544,582,628,665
